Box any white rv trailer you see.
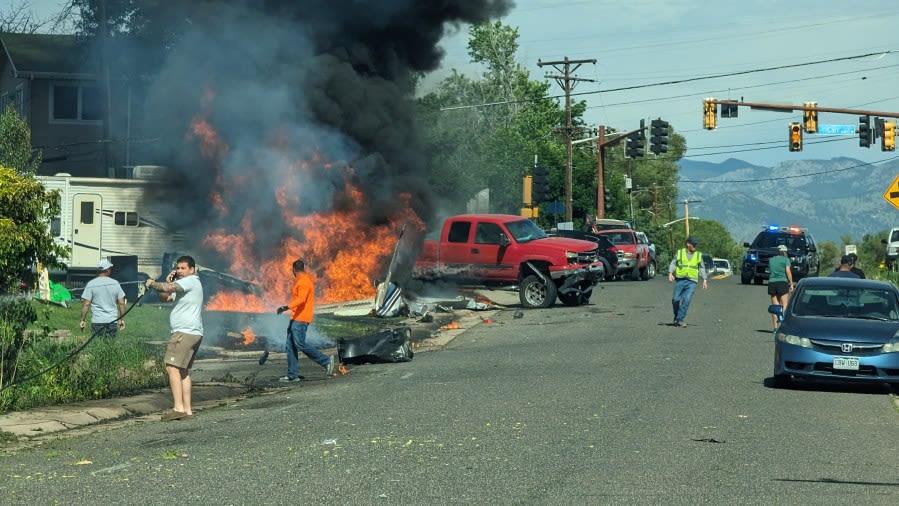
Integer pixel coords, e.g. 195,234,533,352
36,167,185,280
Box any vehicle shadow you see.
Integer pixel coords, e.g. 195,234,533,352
763,376,897,395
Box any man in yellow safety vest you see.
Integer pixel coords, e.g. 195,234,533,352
667,236,709,327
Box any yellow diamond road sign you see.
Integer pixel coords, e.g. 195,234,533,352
885,175,899,211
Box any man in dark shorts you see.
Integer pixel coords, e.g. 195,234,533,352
768,244,793,330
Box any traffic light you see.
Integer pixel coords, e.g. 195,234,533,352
604,187,612,212
859,115,872,148
625,132,644,158
803,102,817,134
650,118,669,155
788,122,802,152
532,166,550,203
703,98,716,130
883,121,896,151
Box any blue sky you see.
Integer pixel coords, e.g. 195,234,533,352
26,0,899,167
427,0,899,168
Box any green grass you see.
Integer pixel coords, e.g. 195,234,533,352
0,299,174,413
1,298,402,414
3,299,190,413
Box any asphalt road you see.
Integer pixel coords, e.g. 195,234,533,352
2,276,898,505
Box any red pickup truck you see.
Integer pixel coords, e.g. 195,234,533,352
595,228,654,280
413,214,606,308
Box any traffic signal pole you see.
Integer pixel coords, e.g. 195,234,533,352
577,124,648,218
707,98,899,118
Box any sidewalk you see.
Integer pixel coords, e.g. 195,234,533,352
0,289,515,444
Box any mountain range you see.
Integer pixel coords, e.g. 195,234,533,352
675,156,899,246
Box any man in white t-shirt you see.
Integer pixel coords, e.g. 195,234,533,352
145,255,204,421
80,259,126,337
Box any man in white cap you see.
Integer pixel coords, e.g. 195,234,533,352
80,258,126,337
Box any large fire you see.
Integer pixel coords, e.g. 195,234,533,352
187,93,424,312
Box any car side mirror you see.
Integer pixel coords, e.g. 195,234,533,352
883,239,888,245
767,304,783,317
743,242,750,248
498,234,511,247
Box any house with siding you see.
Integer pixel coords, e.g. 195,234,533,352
0,32,150,177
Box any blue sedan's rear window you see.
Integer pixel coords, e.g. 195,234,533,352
795,287,898,319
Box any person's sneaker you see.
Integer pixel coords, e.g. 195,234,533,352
326,355,337,376
677,321,687,328
278,376,300,383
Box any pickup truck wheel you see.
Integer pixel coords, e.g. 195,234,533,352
646,261,656,279
741,273,752,285
519,275,557,308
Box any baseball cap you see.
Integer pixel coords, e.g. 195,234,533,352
97,259,114,270
840,255,853,265
777,244,788,252
685,236,698,246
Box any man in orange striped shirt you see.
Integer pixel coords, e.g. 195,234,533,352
277,259,336,382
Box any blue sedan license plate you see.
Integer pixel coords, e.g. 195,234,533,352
833,357,859,370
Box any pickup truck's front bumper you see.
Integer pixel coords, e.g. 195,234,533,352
549,261,605,284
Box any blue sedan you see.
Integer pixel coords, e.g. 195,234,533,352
769,277,899,388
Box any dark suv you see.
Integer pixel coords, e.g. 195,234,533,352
741,225,820,284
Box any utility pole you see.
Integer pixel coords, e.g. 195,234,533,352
538,57,596,222
683,199,702,237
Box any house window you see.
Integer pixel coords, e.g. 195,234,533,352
113,211,138,227
50,83,103,123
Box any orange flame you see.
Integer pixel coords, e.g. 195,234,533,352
440,320,460,330
188,93,425,312
241,326,257,345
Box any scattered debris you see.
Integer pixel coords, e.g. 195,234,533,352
338,327,413,365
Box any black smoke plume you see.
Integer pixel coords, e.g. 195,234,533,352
137,0,512,282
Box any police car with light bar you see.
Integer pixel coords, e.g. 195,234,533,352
741,225,820,285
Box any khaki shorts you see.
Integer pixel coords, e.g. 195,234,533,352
164,332,203,370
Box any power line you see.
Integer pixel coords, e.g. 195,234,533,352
679,154,899,184
584,63,899,110
439,50,899,112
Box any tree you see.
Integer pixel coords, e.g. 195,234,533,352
0,0,49,33
0,166,66,295
0,105,41,175
417,21,573,219
818,241,840,274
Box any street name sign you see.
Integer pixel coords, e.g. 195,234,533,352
816,124,857,135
